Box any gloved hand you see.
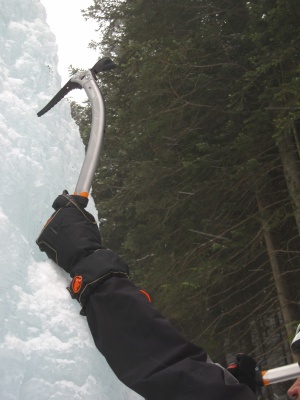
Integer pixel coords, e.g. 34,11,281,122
227,353,257,393
36,193,129,313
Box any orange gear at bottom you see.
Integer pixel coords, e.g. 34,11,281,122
140,289,152,303
72,276,83,293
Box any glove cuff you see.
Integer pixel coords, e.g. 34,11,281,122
52,193,89,210
67,248,129,314
227,353,257,393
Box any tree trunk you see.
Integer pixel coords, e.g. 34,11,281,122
277,128,300,234
256,193,297,361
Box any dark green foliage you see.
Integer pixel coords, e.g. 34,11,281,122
73,1,300,391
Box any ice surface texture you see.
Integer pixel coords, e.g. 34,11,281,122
0,0,142,399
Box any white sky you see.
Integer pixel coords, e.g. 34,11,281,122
40,0,100,102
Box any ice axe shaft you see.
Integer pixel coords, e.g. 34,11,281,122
72,70,105,197
257,362,300,386
37,57,116,198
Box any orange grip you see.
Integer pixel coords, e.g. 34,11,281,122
74,191,89,198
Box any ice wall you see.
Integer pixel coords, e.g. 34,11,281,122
0,1,142,399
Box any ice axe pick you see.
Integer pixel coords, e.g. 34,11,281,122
37,57,116,198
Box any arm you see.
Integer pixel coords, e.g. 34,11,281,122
86,277,256,400
37,195,256,400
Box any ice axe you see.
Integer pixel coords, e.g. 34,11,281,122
37,57,116,197
254,325,300,388
256,362,300,387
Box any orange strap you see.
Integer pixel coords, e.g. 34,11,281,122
140,289,152,303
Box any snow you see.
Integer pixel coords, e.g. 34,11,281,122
0,0,142,398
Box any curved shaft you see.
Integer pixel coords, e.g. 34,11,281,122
72,71,105,197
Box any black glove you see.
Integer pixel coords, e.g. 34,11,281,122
227,353,257,393
36,193,129,313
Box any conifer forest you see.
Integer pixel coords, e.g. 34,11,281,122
72,1,300,397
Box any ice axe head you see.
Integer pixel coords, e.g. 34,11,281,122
37,57,117,199
91,57,117,75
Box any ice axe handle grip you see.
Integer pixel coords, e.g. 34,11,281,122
256,362,300,387
73,57,117,198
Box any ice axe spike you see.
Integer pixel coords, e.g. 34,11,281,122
37,57,116,198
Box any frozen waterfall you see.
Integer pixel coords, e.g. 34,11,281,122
0,0,142,399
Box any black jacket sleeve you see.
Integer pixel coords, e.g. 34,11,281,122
86,277,257,400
